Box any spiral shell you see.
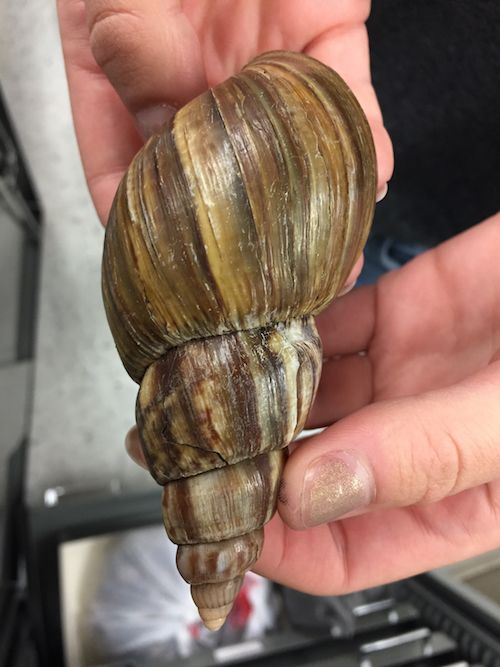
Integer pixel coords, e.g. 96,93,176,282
102,51,376,629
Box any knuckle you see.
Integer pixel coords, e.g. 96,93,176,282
389,404,463,507
415,419,462,505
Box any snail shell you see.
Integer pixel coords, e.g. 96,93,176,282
102,51,376,630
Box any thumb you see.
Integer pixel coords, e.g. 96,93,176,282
85,0,207,134
279,362,500,530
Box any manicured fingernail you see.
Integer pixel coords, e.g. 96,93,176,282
125,428,148,469
376,183,388,202
135,103,177,139
300,450,375,528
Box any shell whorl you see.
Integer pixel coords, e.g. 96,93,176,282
137,317,321,629
102,51,376,629
102,51,376,383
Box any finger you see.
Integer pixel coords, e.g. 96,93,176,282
346,81,393,195
256,480,500,595
58,0,208,221
339,254,364,296
85,0,207,119
315,284,376,357
278,361,500,530
57,0,144,222
306,352,373,427
124,425,148,470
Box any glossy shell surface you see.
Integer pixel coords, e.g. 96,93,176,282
102,51,376,629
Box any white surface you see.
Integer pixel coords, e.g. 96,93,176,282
0,2,148,503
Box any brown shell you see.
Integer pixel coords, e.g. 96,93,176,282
101,51,376,629
102,50,376,383
136,317,321,483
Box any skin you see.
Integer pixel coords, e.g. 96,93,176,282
58,0,500,596
260,214,500,594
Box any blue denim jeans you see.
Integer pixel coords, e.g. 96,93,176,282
358,236,428,286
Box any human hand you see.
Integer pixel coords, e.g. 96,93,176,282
57,0,393,224
252,212,500,594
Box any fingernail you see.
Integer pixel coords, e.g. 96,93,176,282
125,428,148,470
135,103,178,139
338,279,357,297
376,183,388,202
300,450,375,528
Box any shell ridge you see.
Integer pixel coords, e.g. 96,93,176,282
209,85,271,315
102,52,377,630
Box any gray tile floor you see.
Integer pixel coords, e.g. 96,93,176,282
0,2,150,506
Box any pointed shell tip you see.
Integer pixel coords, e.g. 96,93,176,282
203,617,226,632
198,603,233,632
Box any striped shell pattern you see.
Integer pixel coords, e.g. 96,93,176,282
102,51,376,630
